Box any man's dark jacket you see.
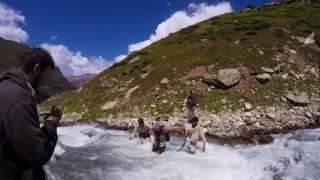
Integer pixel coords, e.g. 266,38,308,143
0,69,58,180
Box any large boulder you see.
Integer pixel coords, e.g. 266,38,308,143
286,92,310,106
218,69,241,87
256,73,272,84
203,69,240,89
101,101,118,111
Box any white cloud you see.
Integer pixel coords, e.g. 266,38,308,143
128,2,232,53
114,54,127,62
41,43,111,76
0,3,28,42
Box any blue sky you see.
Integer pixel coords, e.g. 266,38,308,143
0,0,272,76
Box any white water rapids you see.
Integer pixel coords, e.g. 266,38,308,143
46,124,320,180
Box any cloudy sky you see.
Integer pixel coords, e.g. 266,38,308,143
0,0,271,76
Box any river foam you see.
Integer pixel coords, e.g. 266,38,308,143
46,124,320,180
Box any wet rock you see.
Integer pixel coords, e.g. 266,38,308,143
80,128,98,137
261,67,274,74
313,112,320,124
252,135,274,144
256,73,272,84
286,92,310,106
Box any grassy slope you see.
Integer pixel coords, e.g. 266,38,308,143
41,2,320,119
0,38,75,101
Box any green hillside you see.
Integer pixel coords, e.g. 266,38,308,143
42,1,320,120
0,38,75,101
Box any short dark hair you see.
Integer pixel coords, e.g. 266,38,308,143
138,118,144,124
18,48,55,73
192,117,199,123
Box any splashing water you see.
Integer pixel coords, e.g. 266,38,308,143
46,124,320,180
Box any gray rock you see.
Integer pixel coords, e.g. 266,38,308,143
203,69,240,89
281,73,289,79
221,99,227,105
129,56,141,64
261,67,274,74
101,101,118,111
267,113,276,119
286,92,310,106
244,102,253,111
101,78,118,88
304,32,315,45
273,66,282,74
160,78,170,84
207,64,216,74
218,69,241,87
256,73,272,84
245,112,253,117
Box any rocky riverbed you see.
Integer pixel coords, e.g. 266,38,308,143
54,100,320,145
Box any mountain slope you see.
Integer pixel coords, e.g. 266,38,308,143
67,74,97,88
0,38,75,101
42,2,320,121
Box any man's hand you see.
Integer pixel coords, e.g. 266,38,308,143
46,106,62,126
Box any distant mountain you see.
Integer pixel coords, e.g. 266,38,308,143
68,74,97,88
42,1,320,120
0,37,75,102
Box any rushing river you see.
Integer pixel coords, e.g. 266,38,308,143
46,124,320,180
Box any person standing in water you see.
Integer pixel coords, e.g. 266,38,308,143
152,117,168,154
129,118,151,144
186,91,199,123
0,48,62,180
178,117,206,154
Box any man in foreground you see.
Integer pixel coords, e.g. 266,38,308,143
178,117,206,154
0,48,62,180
